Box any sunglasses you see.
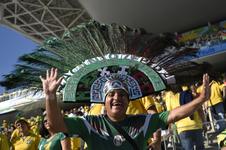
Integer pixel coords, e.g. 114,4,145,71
16,122,28,128
16,123,21,128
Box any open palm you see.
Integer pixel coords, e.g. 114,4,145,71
40,68,63,95
200,74,210,101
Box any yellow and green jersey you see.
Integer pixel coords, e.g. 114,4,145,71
11,132,40,150
38,132,66,150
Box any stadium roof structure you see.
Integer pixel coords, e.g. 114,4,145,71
0,0,90,44
1,0,226,43
1,0,226,71
79,0,226,33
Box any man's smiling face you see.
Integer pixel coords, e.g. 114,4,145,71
105,89,129,122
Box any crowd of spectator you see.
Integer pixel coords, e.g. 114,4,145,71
178,26,226,50
0,22,226,150
0,74,225,149
0,106,89,150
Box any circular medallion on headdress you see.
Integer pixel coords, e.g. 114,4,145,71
62,54,174,103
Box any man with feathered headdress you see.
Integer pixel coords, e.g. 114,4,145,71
40,67,210,150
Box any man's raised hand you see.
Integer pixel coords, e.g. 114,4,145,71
40,68,63,96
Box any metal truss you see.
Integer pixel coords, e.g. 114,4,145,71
0,0,91,44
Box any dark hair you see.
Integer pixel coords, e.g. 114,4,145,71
15,119,29,126
168,84,182,93
223,73,226,82
75,111,84,116
39,117,49,138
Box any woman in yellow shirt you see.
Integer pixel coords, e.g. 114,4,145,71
11,118,40,150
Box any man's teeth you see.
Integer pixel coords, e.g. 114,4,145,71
113,103,122,106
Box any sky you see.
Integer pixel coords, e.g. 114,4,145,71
0,25,38,94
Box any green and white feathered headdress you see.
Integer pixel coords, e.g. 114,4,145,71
0,20,201,102
53,21,198,103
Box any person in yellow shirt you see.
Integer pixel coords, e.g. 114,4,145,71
89,103,105,115
221,74,226,111
197,79,226,133
0,132,10,150
84,105,90,114
30,120,40,136
126,96,157,114
2,120,8,129
10,128,20,142
11,118,40,150
152,93,166,113
10,117,36,142
166,85,205,150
